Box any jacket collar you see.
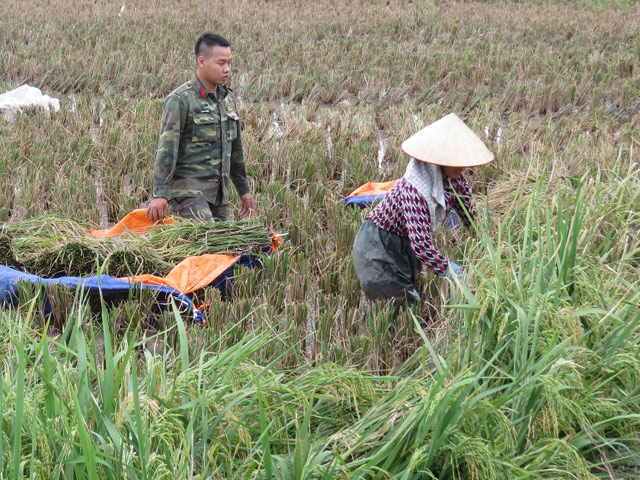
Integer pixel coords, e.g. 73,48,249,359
192,74,226,99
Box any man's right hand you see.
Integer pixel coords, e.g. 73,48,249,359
146,197,169,222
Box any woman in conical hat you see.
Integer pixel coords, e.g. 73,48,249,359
352,113,494,311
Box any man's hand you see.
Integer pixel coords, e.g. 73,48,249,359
239,193,255,218
146,197,169,222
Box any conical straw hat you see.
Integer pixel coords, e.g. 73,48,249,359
401,113,494,167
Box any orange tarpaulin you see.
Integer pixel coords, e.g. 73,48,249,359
88,209,175,238
123,253,240,294
345,180,398,199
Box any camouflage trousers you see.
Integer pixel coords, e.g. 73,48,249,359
352,220,422,309
169,196,228,221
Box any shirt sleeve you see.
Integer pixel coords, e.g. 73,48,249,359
230,124,250,197
152,94,187,199
402,184,450,277
450,174,476,229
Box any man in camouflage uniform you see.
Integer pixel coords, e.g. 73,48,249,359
146,33,255,222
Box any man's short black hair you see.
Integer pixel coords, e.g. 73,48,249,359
195,33,231,58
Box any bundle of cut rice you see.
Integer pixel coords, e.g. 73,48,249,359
0,215,273,278
143,218,272,264
0,225,19,268
6,216,112,276
102,242,172,278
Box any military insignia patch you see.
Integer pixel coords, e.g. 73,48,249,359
227,105,233,112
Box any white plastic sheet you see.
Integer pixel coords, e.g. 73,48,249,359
0,84,60,122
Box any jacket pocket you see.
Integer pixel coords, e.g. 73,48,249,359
192,113,219,143
226,118,239,141
225,106,240,141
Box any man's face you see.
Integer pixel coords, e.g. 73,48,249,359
197,46,232,86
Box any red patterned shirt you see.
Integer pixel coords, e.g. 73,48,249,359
368,174,476,277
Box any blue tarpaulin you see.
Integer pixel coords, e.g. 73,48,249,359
0,264,203,321
343,193,387,207
0,254,262,323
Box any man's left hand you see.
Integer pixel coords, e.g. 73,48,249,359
239,193,255,218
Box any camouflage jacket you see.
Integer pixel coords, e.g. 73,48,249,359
152,74,250,204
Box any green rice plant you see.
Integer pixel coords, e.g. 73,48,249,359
437,166,640,472
0,284,638,478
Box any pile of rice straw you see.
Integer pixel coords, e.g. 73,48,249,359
0,215,272,277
